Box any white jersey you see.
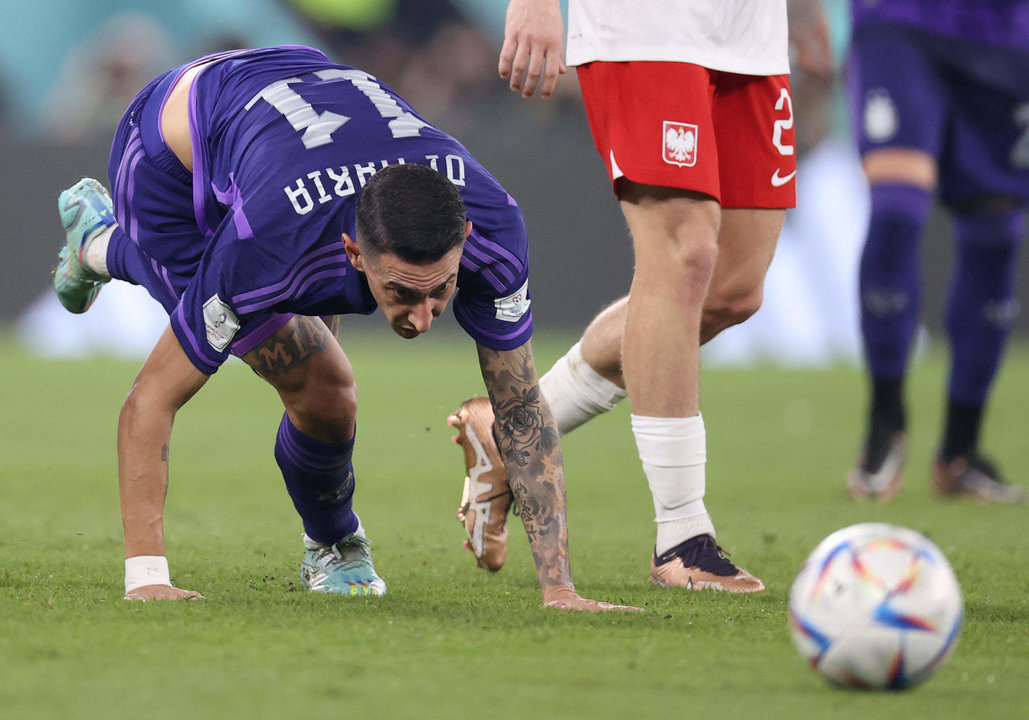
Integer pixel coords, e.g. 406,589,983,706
566,0,790,76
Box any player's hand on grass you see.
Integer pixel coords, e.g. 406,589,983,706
543,585,642,613
124,584,204,602
499,0,566,99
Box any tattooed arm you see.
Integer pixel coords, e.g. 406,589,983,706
321,314,342,339
476,340,639,611
119,324,208,600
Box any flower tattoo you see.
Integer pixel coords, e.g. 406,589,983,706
494,385,559,467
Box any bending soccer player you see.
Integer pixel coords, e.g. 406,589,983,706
450,0,832,587
52,45,637,611
845,1,1027,503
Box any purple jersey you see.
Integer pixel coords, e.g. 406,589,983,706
852,0,1029,51
108,46,532,374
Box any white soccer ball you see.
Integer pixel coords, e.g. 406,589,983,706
788,522,963,690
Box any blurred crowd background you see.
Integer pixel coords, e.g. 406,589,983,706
2,0,1024,364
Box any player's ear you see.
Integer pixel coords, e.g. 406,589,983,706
342,233,364,271
464,220,473,240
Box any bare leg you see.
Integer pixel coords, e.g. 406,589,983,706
701,208,784,343
244,316,357,444
579,298,629,387
564,207,785,391
619,184,719,416
616,184,719,559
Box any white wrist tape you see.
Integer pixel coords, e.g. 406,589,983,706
124,555,172,593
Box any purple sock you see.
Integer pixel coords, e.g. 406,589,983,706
274,413,359,545
945,210,1024,404
859,183,933,379
105,226,180,312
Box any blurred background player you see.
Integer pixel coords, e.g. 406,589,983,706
52,45,637,611
450,0,833,589
846,0,1028,503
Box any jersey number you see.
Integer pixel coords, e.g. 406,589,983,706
773,88,795,157
245,69,428,149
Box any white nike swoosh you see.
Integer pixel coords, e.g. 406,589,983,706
771,169,796,187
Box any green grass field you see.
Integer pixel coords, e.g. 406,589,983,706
1,330,1026,719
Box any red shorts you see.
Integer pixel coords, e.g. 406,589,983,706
577,61,797,208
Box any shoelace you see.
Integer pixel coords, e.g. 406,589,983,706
657,535,739,577
328,536,373,571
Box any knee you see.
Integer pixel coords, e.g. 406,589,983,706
286,374,358,443
632,200,720,290
640,234,719,302
675,236,720,285
953,207,1026,252
702,283,764,342
670,209,720,282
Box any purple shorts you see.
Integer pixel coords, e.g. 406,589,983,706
848,22,1029,208
107,66,199,310
105,61,292,360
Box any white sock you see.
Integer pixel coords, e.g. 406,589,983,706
84,225,114,277
539,342,627,435
304,515,364,549
631,413,716,555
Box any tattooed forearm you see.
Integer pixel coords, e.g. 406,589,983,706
245,316,332,378
477,342,559,470
478,341,536,390
476,341,573,589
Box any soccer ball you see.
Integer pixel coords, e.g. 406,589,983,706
788,523,963,690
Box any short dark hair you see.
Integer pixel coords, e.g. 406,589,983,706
355,163,467,264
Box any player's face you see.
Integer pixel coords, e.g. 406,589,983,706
345,237,463,339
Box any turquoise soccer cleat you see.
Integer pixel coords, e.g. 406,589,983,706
300,531,387,596
53,177,115,313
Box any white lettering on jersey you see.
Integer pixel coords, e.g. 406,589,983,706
314,68,429,139
249,70,427,150
446,155,466,186
426,154,467,185
494,280,530,322
355,162,379,186
245,78,349,149
284,179,314,215
203,294,240,351
282,155,472,215
307,170,333,204
326,167,356,197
